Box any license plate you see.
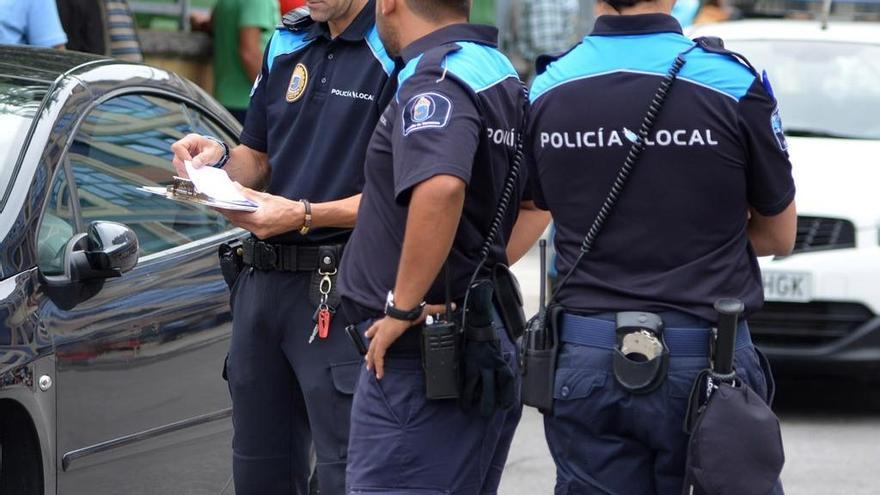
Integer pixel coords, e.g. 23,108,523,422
762,271,812,302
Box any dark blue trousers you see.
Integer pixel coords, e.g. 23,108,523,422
346,320,522,494
227,268,362,495
544,313,785,495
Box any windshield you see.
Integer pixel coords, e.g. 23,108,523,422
0,77,47,200
723,40,880,140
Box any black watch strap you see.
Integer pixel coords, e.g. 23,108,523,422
203,135,230,169
385,291,426,321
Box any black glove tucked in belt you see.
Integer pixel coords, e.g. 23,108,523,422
460,280,516,417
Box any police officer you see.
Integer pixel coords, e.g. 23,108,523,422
337,0,549,492
170,1,395,493
527,0,796,493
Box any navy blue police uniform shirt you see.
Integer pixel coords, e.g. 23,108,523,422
241,2,395,245
528,14,795,321
338,24,526,316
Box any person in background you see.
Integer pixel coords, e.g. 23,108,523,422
577,0,597,36
470,0,496,24
192,0,279,124
57,0,107,55
512,0,580,80
0,0,67,48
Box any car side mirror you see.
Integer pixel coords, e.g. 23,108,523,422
69,221,139,282
44,221,139,309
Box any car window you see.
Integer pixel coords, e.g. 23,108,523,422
37,167,77,276
724,40,880,140
0,77,48,211
66,93,234,257
185,106,239,143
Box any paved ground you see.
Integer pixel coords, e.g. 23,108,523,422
496,247,880,494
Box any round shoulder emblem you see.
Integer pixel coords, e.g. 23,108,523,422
411,95,435,123
286,63,309,103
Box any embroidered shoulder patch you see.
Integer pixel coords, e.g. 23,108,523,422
401,92,452,136
771,107,788,152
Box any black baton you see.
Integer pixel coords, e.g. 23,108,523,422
713,298,744,376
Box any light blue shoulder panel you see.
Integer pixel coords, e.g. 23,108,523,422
365,25,395,75
266,28,313,73
530,33,756,103
396,43,518,101
442,42,519,93
397,55,422,88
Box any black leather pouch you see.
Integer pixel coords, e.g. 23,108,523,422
218,239,244,290
493,264,526,341
308,245,343,308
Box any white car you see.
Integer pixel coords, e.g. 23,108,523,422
688,20,880,374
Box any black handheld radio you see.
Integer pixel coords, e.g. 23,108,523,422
520,239,559,412
421,265,461,400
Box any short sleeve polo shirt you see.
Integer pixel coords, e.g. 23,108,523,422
527,14,795,321
241,1,396,245
338,24,527,315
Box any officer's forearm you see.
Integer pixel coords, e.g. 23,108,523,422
311,194,362,230
393,176,466,310
507,201,551,265
227,144,270,190
747,201,797,257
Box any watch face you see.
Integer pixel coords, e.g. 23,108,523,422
386,290,394,305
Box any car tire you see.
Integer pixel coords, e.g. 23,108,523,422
0,402,43,495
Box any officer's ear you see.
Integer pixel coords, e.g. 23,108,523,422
378,0,398,16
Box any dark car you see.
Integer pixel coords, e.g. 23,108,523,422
0,46,244,495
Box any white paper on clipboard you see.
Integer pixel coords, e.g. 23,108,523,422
137,161,259,212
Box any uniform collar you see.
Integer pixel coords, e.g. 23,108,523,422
401,23,498,63
306,0,376,42
591,13,682,36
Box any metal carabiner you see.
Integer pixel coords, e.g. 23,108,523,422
319,271,335,296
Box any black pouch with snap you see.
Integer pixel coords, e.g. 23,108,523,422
218,239,244,290
308,245,343,308
612,311,670,394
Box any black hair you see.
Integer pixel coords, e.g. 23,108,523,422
601,0,651,12
405,0,470,19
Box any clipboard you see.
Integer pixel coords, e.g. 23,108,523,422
138,177,258,212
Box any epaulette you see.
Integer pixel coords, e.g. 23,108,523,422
535,44,579,75
693,36,759,77
281,6,314,32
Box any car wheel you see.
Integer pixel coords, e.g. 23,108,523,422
0,401,43,495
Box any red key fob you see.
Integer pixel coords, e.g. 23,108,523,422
318,307,331,339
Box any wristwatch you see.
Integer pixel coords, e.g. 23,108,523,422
202,135,230,169
385,291,426,322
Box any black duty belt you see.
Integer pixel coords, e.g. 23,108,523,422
242,238,343,272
